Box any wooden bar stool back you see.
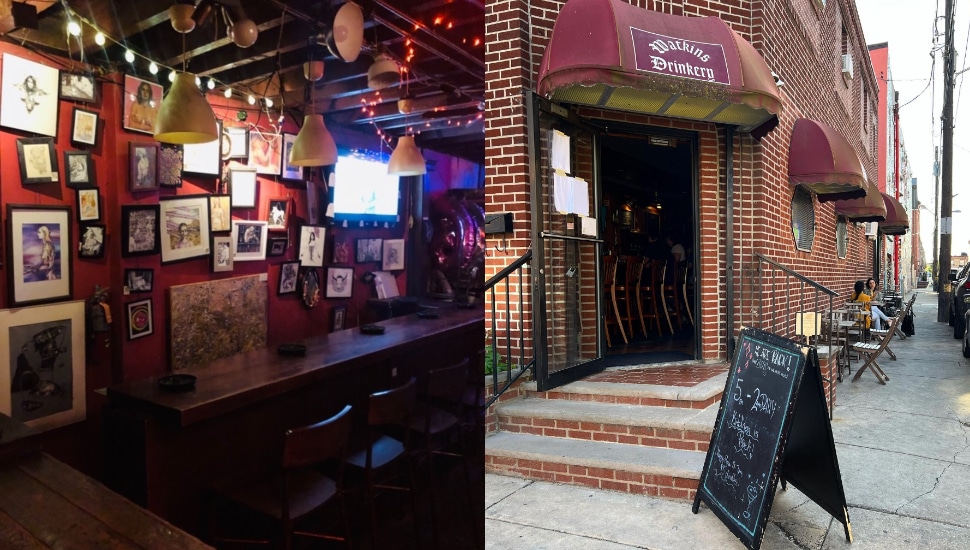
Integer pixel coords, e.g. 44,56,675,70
660,261,684,332
636,258,664,337
602,255,627,346
618,256,644,338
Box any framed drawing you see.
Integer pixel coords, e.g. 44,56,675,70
6,205,72,307
355,238,382,263
299,268,321,308
211,235,233,273
124,268,154,293
75,188,100,222
248,131,281,175
278,261,300,295
70,107,98,147
17,137,58,184
209,194,231,233
281,132,302,180
331,306,346,332
332,237,350,264
265,197,289,230
298,225,326,267
59,72,97,103
0,53,60,137
325,267,353,298
231,220,268,261
158,144,183,187
182,119,222,176
382,238,405,270
225,126,249,159
230,168,258,208
268,237,288,257
121,204,161,258
129,142,159,192
64,150,94,188
78,223,105,259
159,195,211,264
126,298,154,340
0,300,86,432
123,74,161,134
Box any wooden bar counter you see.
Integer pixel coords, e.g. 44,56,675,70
103,304,483,537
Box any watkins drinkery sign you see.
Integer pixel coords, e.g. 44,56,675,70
631,27,730,84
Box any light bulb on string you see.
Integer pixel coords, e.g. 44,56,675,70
206,79,215,90
247,94,256,105
67,20,81,37
169,71,176,83
224,88,232,99
94,32,105,46
195,76,202,87
264,98,273,108
125,49,135,63
149,62,159,75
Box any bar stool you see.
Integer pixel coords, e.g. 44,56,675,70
208,404,354,549
681,262,694,326
636,258,664,337
617,256,644,338
660,260,683,333
602,255,627,346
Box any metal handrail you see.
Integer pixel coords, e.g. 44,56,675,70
484,250,535,409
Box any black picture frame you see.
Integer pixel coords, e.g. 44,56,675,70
121,204,161,258
124,268,154,293
75,188,101,223
64,150,94,188
278,261,300,295
16,137,58,184
70,107,98,147
268,236,288,257
59,72,98,103
78,223,106,259
5,204,73,307
126,298,154,340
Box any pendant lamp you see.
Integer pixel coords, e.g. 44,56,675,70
154,72,219,144
289,61,338,166
388,135,426,176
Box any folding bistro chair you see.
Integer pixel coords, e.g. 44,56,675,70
851,314,901,385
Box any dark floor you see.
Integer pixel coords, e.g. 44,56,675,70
605,319,695,361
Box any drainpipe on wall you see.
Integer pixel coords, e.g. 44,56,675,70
725,126,736,359
893,94,901,290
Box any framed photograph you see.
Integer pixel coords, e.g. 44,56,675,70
0,53,60,137
209,194,231,233
123,74,161,134
230,168,258,208
332,237,351,264
59,72,97,103
298,225,326,267
211,235,233,273
231,220,268,261
225,126,249,159
182,119,222,176
281,132,302,180
78,223,105,259
382,238,405,271
278,261,300,295
126,298,154,340
124,268,154,293
332,305,346,332
158,143,183,187
299,268,321,308
248,131,282,175
129,142,159,192
356,238,383,263
268,237,288,257
5,205,72,307
17,137,58,184
121,204,161,258
159,195,211,264
75,188,101,222
265,197,289,230
0,300,86,432
64,150,94,188
70,107,98,147
325,267,354,298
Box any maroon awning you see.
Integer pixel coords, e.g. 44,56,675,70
536,0,782,136
833,181,886,222
879,193,909,235
788,118,868,202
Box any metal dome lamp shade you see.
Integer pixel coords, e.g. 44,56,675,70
388,135,425,176
367,52,400,90
326,2,364,62
154,72,219,144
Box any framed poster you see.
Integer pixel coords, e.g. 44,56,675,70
17,137,58,184
225,126,249,159
332,237,351,264
230,168,258,208
121,204,161,258
6,205,72,307
325,267,353,298
64,150,94,188
356,238,382,263
126,298,154,340
209,194,231,233
298,225,326,267
78,223,105,259
231,220,268,261
382,238,405,271
159,195,211,264
123,74,161,134
75,188,101,222
0,300,86,432
265,197,289,230
332,305,346,332
158,143,183,187
59,72,97,103
70,107,98,147
182,120,223,176
124,268,154,293
211,235,234,273
0,53,60,137
248,130,282,175
281,132,302,180
129,142,159,192
278,261,300,295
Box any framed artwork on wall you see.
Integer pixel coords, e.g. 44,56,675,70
5,205,72,307
124,268,154,293
70,107,98,147
17,137,58,185
211,235,234,273
230,168,258,208
332,306,346,332
231,220,268,261
355,238,382,263
325,267,353,298
126,298,154,340
59,72,97,103
182,120,222,176
159,195,211,264
332,237,350,264
0,300,86,432
281,132,302,180
158,144,183,187
121,204,161,258
278,261,300,295
78,223,105,259
298,225,326,267
382,238,405,271
129,142,159,192
267,237,288,257
75,188,100,223
64,150,94,188
299,268,321,308
123,74,161,134
265,197,289,230
225,126,249,159
209,194,231,233
0,53,60,137
248,130,282,175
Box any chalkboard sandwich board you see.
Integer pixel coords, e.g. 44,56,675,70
691,327,851,550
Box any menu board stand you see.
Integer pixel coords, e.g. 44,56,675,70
691,327,851,550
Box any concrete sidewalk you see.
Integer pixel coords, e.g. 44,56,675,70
485,291,970,549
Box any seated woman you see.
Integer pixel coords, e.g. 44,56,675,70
851,280,892,331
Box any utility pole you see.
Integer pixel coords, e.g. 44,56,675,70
933,146,940,288
939,0,955,322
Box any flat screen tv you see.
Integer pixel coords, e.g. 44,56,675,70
332,154,401,223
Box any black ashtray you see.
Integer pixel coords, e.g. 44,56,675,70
417,310,439,319
157,374,197,393
456,301,476,309
277,343,307,356
360,324,386,335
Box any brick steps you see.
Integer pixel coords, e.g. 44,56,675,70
522,373,726,409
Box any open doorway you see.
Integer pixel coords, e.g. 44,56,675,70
599,130,697,364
